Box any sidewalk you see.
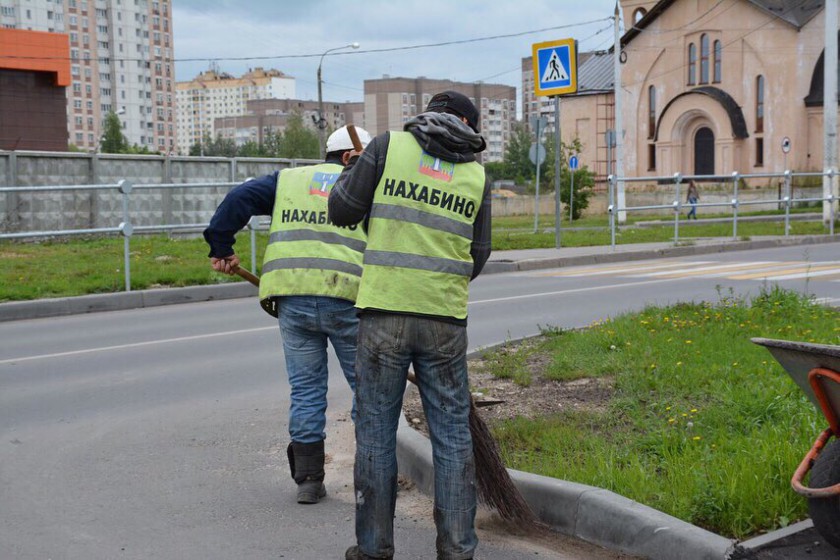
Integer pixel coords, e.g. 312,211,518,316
2,234,838,560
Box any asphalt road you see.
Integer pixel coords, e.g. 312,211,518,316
1,241,838,559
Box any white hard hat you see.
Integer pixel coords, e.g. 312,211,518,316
326,125,372,153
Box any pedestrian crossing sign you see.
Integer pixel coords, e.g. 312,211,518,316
532,38,577,96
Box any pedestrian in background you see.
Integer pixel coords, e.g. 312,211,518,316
686,180,700,219
329,91,491,560
203,125,372,505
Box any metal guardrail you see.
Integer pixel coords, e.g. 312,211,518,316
1,170,838,292
0,178,270,292
607,170,838,250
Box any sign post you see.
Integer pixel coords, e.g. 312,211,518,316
529,116,548,233
781,137,792,210
569,154,578,221
532,38,577,248
528,115,548,233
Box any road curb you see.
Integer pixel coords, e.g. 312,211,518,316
484,235,838,274
0,236,835,323
396,342,747,560
396,412,736,560
0,282,256,322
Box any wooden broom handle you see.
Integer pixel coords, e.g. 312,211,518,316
234,267,260,287
346,124,363,152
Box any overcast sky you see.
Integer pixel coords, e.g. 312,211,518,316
172,0,619,109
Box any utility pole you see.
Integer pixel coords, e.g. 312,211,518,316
614,2,626,224
317,43,359,158
825,2,839,225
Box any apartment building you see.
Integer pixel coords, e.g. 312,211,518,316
212,98,364,148
363,76,516,163
0,0,176,152
175,67,295,154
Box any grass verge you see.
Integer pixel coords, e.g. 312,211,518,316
480,286,840,539
0,210,834,301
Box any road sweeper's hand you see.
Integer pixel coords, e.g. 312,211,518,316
210,254,240,275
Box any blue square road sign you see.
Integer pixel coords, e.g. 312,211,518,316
532,38,577,96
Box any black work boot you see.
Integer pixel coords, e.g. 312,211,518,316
288,440,327,504
345,545,391,560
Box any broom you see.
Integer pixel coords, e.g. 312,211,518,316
231,124,538,528
341,125,536,525
232,270,538,528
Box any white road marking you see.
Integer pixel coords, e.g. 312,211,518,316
469,277,687,306
0,326,275,365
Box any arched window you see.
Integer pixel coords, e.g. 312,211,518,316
756,75,764,133
713,40,722,83
700,34,710,84
688,43,696,85
633,8,647,24
648,85,656,138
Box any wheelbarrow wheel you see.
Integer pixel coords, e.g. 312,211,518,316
808,438,840,549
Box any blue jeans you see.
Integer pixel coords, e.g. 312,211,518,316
687,197,698,219
278,295,358,444
353,313,476,560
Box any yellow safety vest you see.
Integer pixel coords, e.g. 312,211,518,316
259,163,366,308
355,132,485,319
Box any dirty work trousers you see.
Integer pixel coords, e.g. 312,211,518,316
352,312,477,560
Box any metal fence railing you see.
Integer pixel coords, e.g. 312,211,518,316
607,170,838,249
0,178,271,292
1,170,838,292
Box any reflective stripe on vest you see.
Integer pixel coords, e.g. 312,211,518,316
355,132,485,319
259,162,366,304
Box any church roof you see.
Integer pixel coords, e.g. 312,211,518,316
622,0,823,47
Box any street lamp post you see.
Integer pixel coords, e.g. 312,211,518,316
317,42,359,157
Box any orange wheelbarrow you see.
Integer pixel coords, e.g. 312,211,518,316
752,338,840,549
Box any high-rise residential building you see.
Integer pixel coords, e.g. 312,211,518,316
0,0,176,153
363,76,516,163
175,67,296,155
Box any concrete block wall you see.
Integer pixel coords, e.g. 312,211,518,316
0,151,318,233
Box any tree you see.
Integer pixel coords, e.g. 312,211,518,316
503,122,537,185
279,111,320,159
262,130,284,158
541,134,594,220
204,134,237,157
125,143,153,154
483,161,506,185
237,140,265,158
99,111,129,153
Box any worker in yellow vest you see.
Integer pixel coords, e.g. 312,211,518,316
329,92,491,560
204,125,371,505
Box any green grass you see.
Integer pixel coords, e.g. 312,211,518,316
0,209,835,301
492,213,835,251
481,287,840,539
0,234,267,301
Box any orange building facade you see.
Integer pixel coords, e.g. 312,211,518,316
0,28,70,151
